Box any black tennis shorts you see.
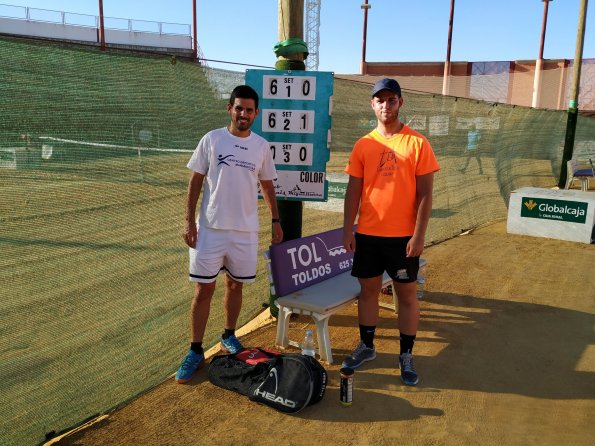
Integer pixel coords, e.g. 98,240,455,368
351,233,419,283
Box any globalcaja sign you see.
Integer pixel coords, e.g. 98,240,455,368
521,197,588,224
507,187,594,244
327,181,346,199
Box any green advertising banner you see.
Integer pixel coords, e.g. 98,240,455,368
328,181,346,199
521,197,589,224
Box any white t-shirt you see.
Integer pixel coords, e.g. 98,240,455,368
187,127,277,232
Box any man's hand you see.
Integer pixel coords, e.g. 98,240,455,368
272,222,283,244
406,234,424,257
183,221,198,248
343,229,356,253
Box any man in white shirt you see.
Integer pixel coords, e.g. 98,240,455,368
176,85,283,384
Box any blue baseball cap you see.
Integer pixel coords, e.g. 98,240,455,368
371,78,402,97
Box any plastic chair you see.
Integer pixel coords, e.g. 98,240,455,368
565,158,594,192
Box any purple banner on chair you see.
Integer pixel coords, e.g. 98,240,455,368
269,227,354,297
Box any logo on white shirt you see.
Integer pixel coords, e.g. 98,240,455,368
217,154,234,166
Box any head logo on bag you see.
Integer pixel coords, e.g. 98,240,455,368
269,368,278,393
253,368,298,409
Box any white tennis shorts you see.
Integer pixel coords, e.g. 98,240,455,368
189,226,258,283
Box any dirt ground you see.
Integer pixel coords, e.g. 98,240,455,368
52,220,594,446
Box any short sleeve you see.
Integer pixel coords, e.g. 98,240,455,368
415,136,440,176
186,133,210,174
345,139,365,178
258,139,277,181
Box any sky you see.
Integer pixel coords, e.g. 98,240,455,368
2,0,593,74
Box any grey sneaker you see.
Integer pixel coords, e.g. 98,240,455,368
341,341,376,369
399,352,419,386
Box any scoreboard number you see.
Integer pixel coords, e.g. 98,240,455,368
263,75,317,100
262,109,315,134
269,142,313,166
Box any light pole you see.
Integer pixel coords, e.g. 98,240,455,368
192,0,198,61
532,0,553,108
360,1,371,75
558,0,588,188
98,0,105,50
442,0,455,95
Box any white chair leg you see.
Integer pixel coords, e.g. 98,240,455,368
313,315,333,364
565,176,573,190
275,306,293,348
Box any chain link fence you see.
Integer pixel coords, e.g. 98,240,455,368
1,36,593,445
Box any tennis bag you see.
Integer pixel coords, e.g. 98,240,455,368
208,347,327,413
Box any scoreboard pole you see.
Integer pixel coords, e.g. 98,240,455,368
275,0,305,243
271,0,305,316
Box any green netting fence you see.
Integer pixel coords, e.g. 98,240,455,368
1,36,594,445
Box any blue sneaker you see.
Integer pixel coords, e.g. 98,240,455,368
175,350,204,384
221,335,244,354
341,341,376,369
399,352,419,386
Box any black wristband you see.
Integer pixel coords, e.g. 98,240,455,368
272,218,281,224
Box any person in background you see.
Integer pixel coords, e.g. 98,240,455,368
460,123,484,174
342,78,440,386
176,85,283,384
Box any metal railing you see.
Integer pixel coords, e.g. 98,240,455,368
0,3,191,36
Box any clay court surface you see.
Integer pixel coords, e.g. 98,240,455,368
54,221,594,446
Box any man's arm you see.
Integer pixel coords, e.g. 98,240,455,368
259,179,283,244
408,172,434,257
183,171,204,248
343,175,363,252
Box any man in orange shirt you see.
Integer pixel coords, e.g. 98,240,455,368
342,78,440,385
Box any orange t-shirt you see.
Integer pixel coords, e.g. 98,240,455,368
345,125,440,237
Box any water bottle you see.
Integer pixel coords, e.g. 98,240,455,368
416,275,425,299
301,329,316,357
416,261,426,299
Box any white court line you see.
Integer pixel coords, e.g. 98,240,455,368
39,136,193,153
